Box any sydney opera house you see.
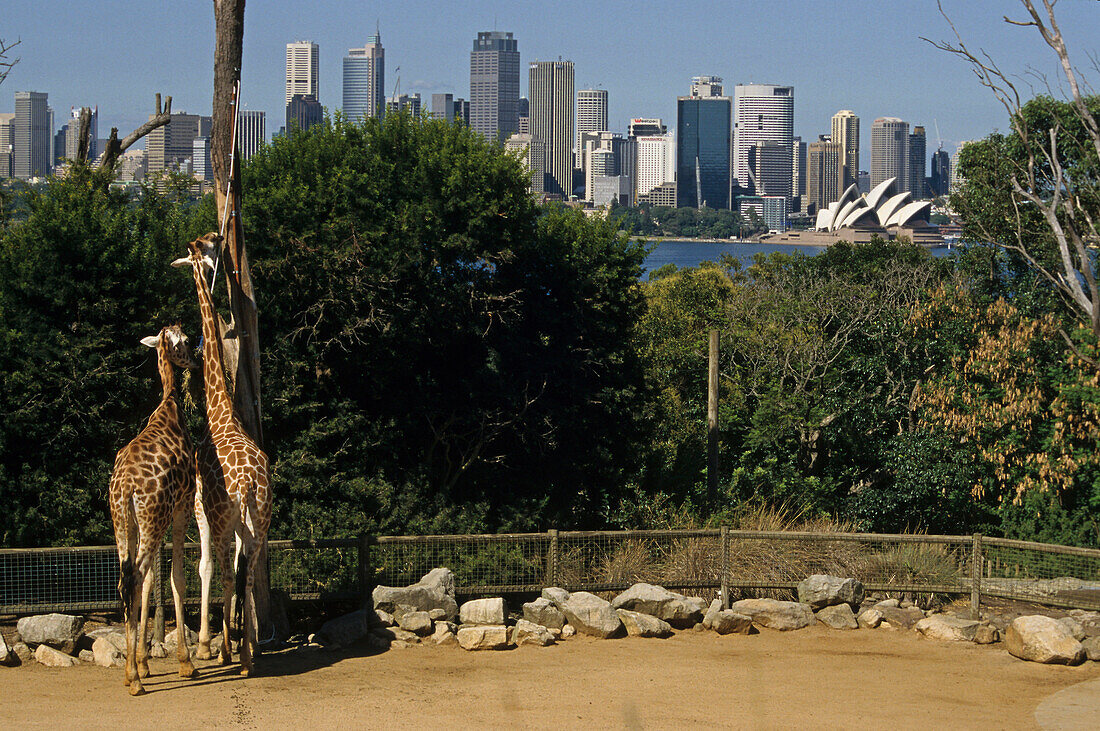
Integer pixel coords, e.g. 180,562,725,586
762,177,943,246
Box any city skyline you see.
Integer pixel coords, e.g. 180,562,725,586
2,1,1097,163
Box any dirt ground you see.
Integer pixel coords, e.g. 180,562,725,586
4,626,1099,730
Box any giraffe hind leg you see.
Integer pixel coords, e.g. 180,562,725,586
170,512,198,679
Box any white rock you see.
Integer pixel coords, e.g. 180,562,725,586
559,592,624,638
78,649,94,663
914,615,981,642
163,626,198,653
398,611,433,636
372,609,395,627
857,609,883,629
456,625,511,651
459,597,506,626
0,633,13,666
1082,636,1100,661
1057,616,1087,642
432,622,458,646
428,608,447,621
874,598,900,609
511,619,556,646
611,583,706,629
542,587,571,607
12,643,33,664
616,609,673,638
92,637,124,668
561,624,576,639
729,599,814,631
372,567,458,621
702,599,722,630
86,627,127,654
710,611,754,635
1006,615,1086,665
815,604,858,630
523,597,566,630
974,624,1000,645
797,575,865,611
17,614,85,654
34,644,77,667
148,641,168,658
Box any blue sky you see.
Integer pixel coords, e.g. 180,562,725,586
2,1,1097,157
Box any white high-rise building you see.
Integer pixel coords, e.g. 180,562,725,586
343,34,385,122
830,110,859,191
286,41,319,106
734,84,794,197
634,134,675,199
238,110,265,161
575,89,608,168
0,113,14,178
870,117,909,191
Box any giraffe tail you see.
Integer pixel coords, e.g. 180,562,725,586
235,549,248,638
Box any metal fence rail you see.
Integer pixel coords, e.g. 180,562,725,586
2,529,1098,617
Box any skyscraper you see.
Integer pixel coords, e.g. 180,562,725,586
470,31,520,142
145,112,211,177
431,93,455,121
733,84,794,196
792,136,807,203
677,77,731,209
14,91,51,180
909,125,927,199
0,113,14,178
830,110,859,191
807,139,842,213
343,34,384,122
238,110,265,161
870,117,909,191
286,94,322,132
286,41,319,106
631,118,674,200
575,89,609,167
528,60,574,198
930,148,950,197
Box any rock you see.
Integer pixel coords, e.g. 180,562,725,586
900,600,915,609
974,624,1000,645
877,606,925,630
702,599,722,630
456,625,511,651
372,567,458,621
372,609,395,627
13,643,33,664
428,608,447,621
857,609,883,629
432,622,458,647
559,592,624,638
1070,611,1100,638
390,640,415,649
797,575,865,611
0,633,13,666
148,642,167,658
693,622,706,632
1082,636,1100,661
874,598,900,609
397,611,433,636
542,587,571,607
459,597,506,626
1057,616,1087,642
163,625,198,653
616,609,673,638
815,604,858,630
561,624,576,639
729,599,814,631
390,628,420,643
317,609,371,647
914,615,981,642
611,583,706,629
34,644,77,667
16,614,85,654
711,611,754,635
523,597,566,631
78,650,94,663
92,637,124,668
512,619,556,646
1006,615,1086,665
391,604,418,622
86,627,128,654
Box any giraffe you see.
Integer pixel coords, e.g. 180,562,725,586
108,324,201,696
173,232,271,676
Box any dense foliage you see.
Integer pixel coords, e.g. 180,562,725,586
608,204,767,239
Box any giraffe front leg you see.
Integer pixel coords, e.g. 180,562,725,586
135,555,156,685
218,534,235,666
171,516,198,679
238,542,256,677
195,496,214,660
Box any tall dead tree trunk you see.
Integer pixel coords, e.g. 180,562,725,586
212,0,274,641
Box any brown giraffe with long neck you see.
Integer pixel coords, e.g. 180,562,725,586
108,324,200,696
173,232,271,676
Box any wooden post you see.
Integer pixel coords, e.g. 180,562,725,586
153,548,165,643
707,329,719,505
548,529,559,587
358,534,373,610
720,525,729,609
970,533,983,620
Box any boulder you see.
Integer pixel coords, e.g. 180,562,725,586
317,609,371,647
710,611,754,635
459,597,506,626
372,567,458,621
611,583,706,629
815,604,858,630
0,633,14,667
1069,610,1100,638
372,609,395,627
874,598,900,609
17,614,85,654
397,611,433,636
877,605,925,630
432,622,458,646
511,620,556,646
12,643,33,664
163,625,198,654
615,609,673,638
78,649,94,663
34,644,77,667
702,599,722,630
914,615,981,642
559,592,624,638
456,625,511,651
857,609,883,629
148,642,168,658
429,609,447,621
92,637,124,668
561,624,576,639
974,624,1000,645
1082,636,1100,661
797,575,865,611
1006,615,1086,665
86,627,127,655
523,597,566,630
541,587,571,608
1057,616,1087,642
729,599,814,631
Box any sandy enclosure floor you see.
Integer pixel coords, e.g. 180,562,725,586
4,626,1099,729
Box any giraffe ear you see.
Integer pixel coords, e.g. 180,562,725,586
140,335,159,348
170,256,191,268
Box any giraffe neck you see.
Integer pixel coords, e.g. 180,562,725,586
191,257,235,431
156,338,177,403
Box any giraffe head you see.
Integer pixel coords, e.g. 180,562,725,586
171,232,223,279
140,324,199,369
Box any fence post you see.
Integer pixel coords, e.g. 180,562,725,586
153,547,165,643
970,533,983,620
548,529,559,587
358,534,373,610
720,525,729,609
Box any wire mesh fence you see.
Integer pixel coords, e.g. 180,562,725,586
2,530,1098,617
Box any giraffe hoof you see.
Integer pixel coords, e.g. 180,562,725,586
195,645,212,661
179,662,198,679
239,666,252,677
138,663,150,679
129,682,146,697
219,653,233,666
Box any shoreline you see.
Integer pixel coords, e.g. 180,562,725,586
641,236,822,247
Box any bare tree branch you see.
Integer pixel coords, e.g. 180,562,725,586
97,93,172,170
0,37,20,87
